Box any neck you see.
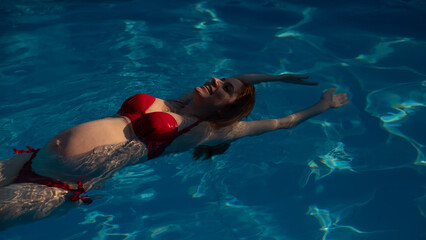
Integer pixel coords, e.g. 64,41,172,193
180,101,212,120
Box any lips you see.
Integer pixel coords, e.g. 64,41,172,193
203,84,213,95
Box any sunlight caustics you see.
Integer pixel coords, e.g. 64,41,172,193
366,81,426,165
80,211,140,240
305,142,355,184
307,205,366,240
355,38,411,64
275,7,314,38
1,0,426,238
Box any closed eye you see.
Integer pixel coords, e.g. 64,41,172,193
221,78,235,95
224,83,234,94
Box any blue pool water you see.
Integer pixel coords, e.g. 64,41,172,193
1,0,425,239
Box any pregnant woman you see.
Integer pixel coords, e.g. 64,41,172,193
0,73,348,229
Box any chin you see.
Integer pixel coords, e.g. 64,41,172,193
193,87,202,97
193,89,202,102
194,87,208,97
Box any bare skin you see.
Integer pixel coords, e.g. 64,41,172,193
0,73,348,229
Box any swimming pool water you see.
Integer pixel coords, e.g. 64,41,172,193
1,0,425,239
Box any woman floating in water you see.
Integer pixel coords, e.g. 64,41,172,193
0,74,348,229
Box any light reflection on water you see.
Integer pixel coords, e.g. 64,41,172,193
307,205,367,240
1,0,426,239
366,81,426,165
305,142,355,184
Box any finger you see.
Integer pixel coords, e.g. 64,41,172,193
342,100,350,105
325,88,336,94
337,93,347,100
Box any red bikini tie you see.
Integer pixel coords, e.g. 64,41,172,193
13,146,92,204
13,146,38,154
69,181,92,204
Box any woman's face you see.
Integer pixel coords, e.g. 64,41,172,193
193,77,243,112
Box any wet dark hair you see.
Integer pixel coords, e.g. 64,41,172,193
193,80,255,160
193,142,230,160
206,79,255,128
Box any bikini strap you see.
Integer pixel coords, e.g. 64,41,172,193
14,146,39,154
69,181,93,204
13,146,92,204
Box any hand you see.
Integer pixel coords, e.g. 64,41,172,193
281,74,318,85
320,88,349,109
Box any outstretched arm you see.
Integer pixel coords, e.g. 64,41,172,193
234,74,318,86
172,73,316,105
203,89,348,144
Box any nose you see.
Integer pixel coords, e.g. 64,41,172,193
212,77,222,87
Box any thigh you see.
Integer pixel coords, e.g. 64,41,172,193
0,153,33,187
0,183,69,230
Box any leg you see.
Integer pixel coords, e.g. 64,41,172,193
0,153,33,187
0,183,70,230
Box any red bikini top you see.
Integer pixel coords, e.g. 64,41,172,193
118,93,202,159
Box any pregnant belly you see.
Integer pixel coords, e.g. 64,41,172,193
31,117,146,183
48,116,134,157
32,140,145,184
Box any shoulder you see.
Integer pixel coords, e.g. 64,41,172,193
197,121,244,145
